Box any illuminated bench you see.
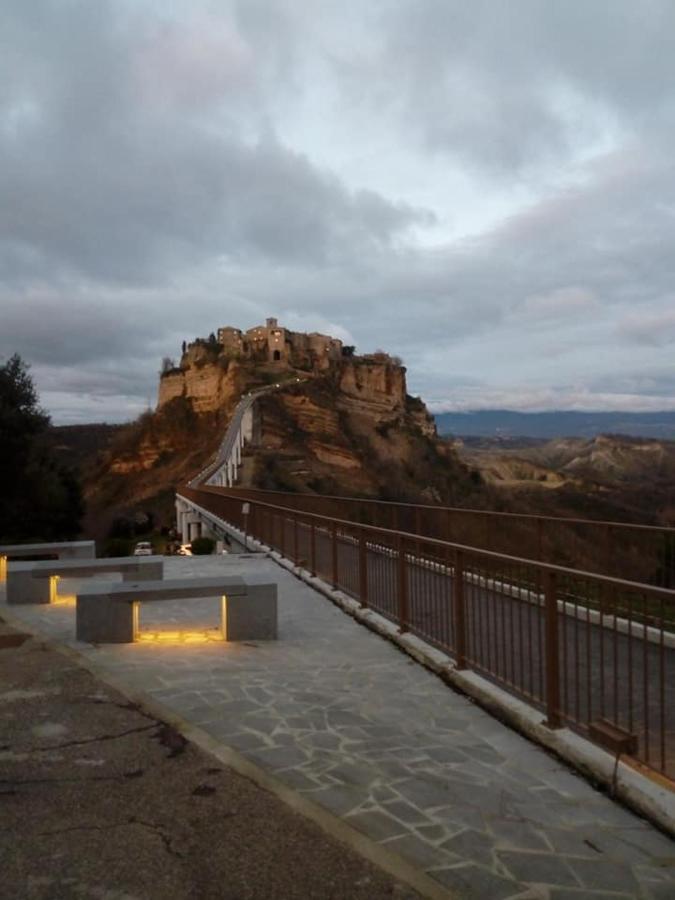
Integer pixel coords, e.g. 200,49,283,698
6,556,163,605
0,541,96,582
75,576,277,644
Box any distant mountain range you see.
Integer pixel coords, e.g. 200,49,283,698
434,410,675,440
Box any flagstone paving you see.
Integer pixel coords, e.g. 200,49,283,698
3,555,674,899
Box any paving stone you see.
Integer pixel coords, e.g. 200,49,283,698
487,818,551,852
644,882,675,900
428,863,521,898
311,785,365,816
394,774,459,810
414,824,447,844
300,731,343,751
634,863,675,883
381,833,455,870
565,828,657,865
422,745,468,765
248,745,309,771
382,799,432,826
373,759,414,780
441,828,498,866
548,891,634,900
224,731,270,752
433,805,488,833
460,743,506,765
240,714,279,736
276,769,323,792
618,828,675,861
371,784,398,803
345,810,409,842
497,851,580,888
327,710,373,728
327,760,380,788
567,857,640,893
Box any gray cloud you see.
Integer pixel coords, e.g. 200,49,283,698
363,0,675,175
1,1,674,422
0,1,429,287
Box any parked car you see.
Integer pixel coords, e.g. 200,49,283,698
133,541,153,556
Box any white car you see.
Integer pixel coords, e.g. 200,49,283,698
133,541,153,556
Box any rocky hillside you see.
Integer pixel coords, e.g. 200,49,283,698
79,330,484,538
455,434,675,526
247,366,478,503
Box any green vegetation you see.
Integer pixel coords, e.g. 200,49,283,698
0,355,84,543
190,536,215,555
104,537,134,557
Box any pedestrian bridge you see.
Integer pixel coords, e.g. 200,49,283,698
176,388,675,794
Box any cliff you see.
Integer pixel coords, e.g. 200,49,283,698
80,324,483,537
247,364,475,503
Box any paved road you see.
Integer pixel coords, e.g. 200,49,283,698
3,555,675,899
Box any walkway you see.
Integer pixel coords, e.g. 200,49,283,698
2,555,674,899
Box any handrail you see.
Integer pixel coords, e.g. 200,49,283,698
217,485,675,535
180,486,675,601
179,484,675,780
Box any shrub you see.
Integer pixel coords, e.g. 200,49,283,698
190,536,216,555
105,537,134,557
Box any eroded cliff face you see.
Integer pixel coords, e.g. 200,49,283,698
86,345,479,536
158,347,250,414
250,363,477,504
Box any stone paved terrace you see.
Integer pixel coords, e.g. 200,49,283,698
2,555,675,899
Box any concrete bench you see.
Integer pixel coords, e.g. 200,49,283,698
6,556,163,605
75,576,277,644
0,541,96,582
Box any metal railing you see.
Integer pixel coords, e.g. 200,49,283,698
208,487,675,588
180,485,675,781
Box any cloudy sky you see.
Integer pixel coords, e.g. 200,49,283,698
2,0,675,423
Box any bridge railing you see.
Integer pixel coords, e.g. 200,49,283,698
180,484,675,781
204,486,675,589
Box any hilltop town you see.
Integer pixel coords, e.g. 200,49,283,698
157,317,402,414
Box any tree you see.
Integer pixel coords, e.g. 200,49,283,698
161,356,176,374
0,355,84,542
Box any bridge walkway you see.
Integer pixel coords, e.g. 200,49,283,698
3,555,674,899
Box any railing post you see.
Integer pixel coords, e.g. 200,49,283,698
398,534,409,632
331,522,338,588
544,569,562,728
310,520,316,576
453,549,467,669
280,513,285,557
293,514,299,564
359,528,368,607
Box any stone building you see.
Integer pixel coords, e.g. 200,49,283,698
216,317,343,368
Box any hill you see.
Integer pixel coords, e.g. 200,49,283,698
454,434,675,526
78,319,485,538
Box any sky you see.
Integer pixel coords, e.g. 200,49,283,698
2,0,675,424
